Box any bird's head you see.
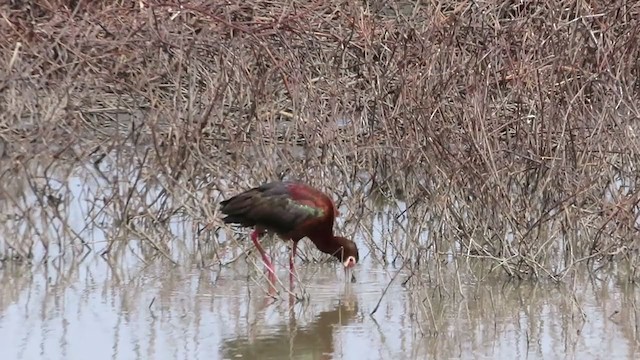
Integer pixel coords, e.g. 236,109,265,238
333,237,359,268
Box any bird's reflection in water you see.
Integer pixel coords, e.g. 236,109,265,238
221,300,359,360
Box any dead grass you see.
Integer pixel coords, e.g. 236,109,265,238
0,0,639,282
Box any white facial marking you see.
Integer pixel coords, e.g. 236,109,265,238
343,256,357,268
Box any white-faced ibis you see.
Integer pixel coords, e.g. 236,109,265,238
219,181,359,285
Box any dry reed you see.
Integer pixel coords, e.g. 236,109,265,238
0,0,639,283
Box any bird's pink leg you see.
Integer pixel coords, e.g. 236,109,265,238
250,230,276,282
289,241,297,287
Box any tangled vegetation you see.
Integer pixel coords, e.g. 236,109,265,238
0,0,639,284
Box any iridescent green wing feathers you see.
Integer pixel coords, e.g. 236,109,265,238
219,181,327,234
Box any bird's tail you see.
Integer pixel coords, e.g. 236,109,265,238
219,193,257,227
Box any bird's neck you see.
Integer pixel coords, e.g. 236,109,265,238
308,231,346,256
307,227,334,243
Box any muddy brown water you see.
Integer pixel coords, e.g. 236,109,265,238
0,165,639,359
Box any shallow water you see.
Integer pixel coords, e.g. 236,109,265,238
0,163,639,359
1,253,639,360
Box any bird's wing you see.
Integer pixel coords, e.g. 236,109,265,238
220,181,324,234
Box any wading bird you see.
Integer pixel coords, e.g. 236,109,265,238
219,181,359,285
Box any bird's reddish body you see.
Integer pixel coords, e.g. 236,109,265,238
219,181,359,285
